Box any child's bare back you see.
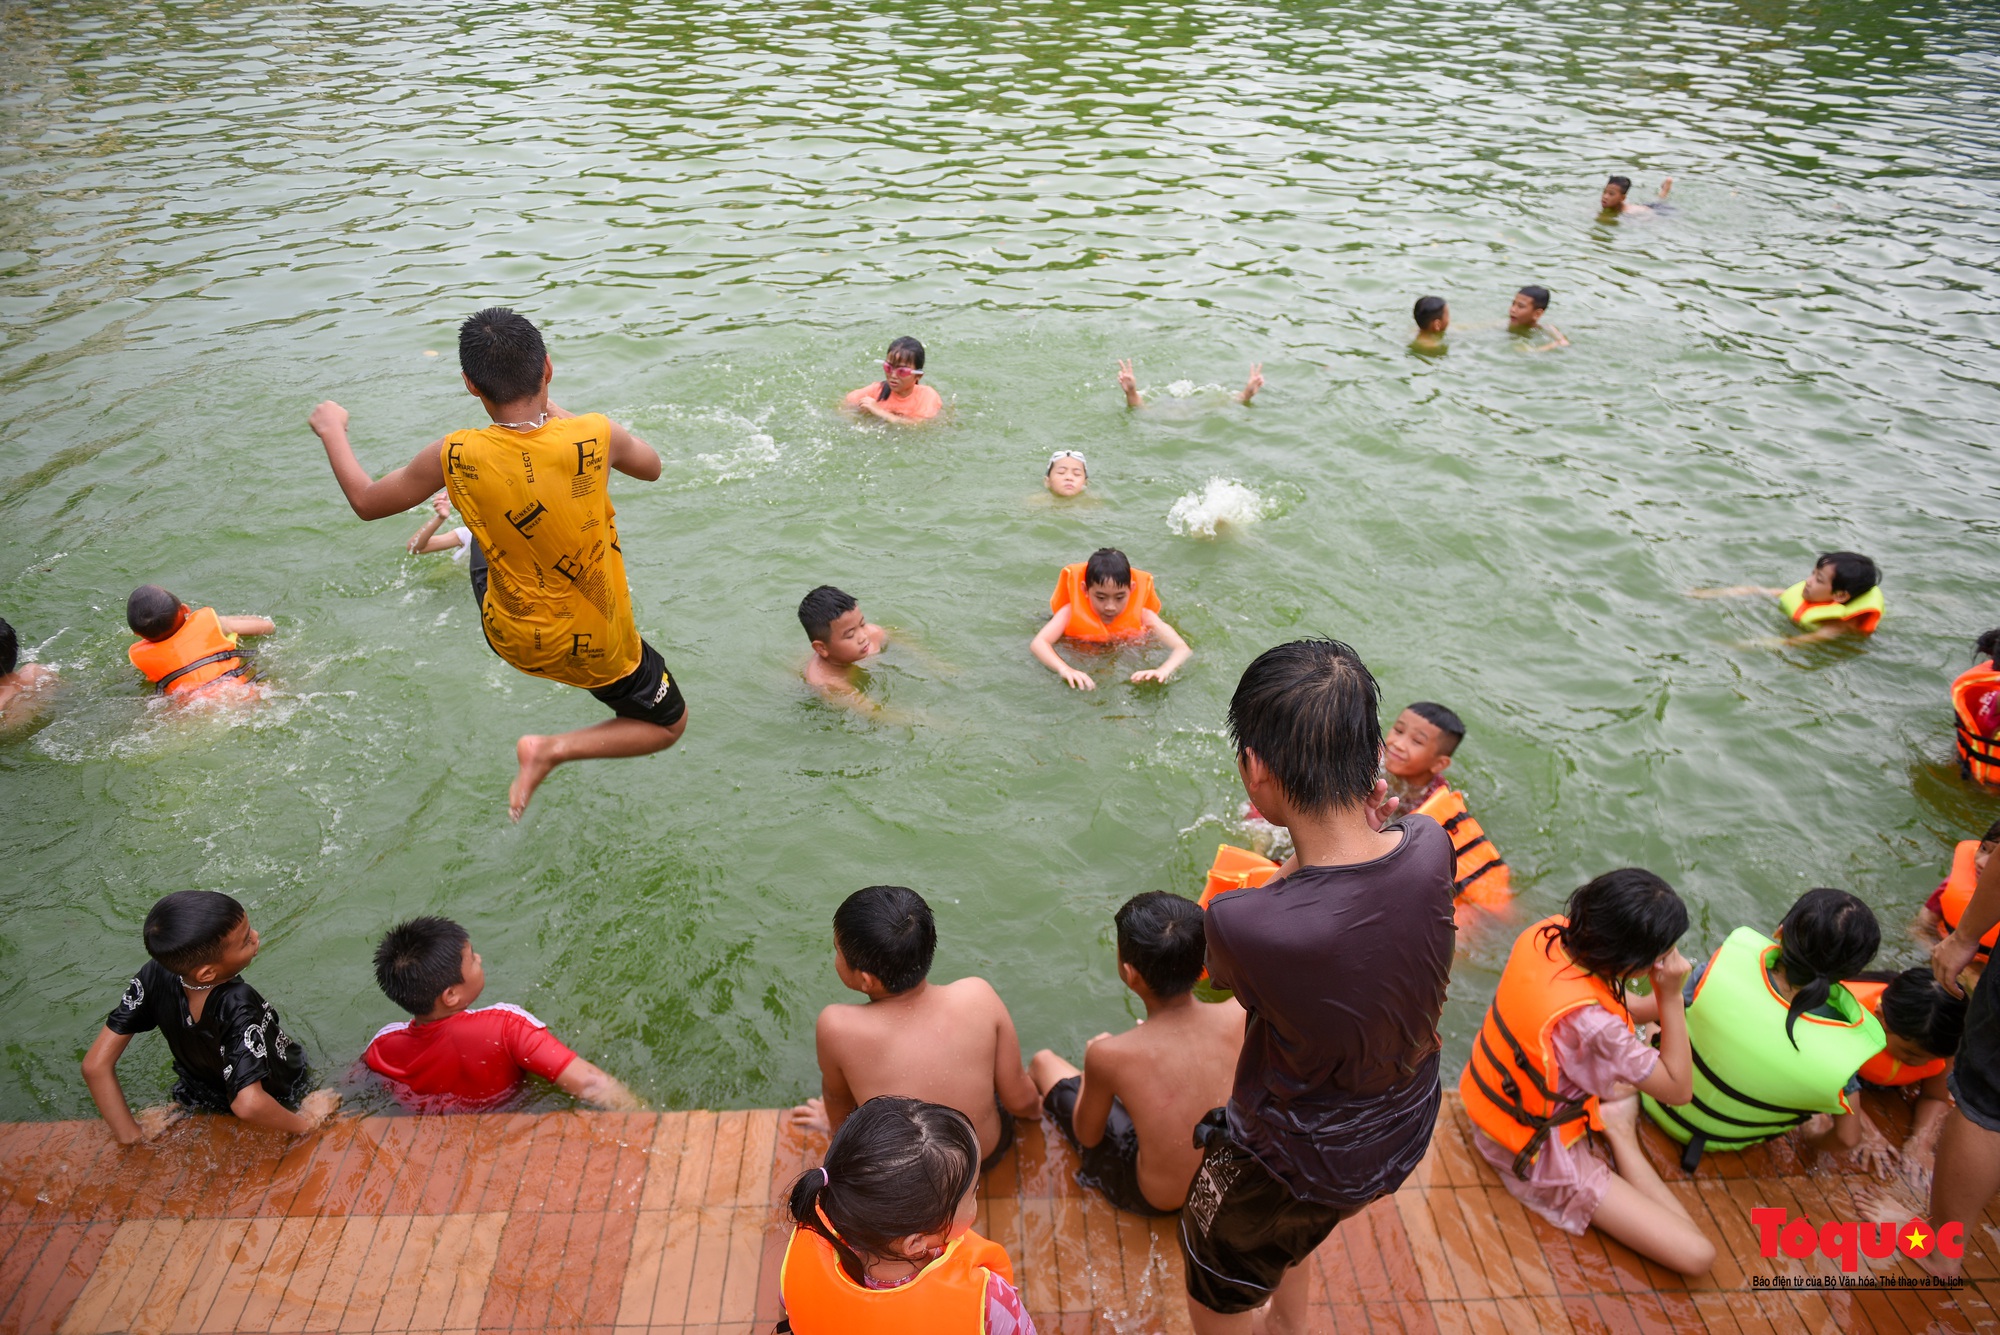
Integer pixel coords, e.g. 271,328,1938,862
1088,996,1245,1209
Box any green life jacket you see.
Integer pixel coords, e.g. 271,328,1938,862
1779,580,1884,632
1641,926,1883,1171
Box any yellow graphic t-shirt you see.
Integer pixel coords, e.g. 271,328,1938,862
441,414,641,689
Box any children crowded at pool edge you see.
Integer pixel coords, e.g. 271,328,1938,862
798,584,891,710
308,307,689,821
125,584,272,697
82,891,339,1143
845,335,941,422
1116,358,1263,407
1691,548,1884,643
1033,547,1191,690
788,885,1043,1173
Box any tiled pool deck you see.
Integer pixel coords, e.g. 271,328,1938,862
2,1092,1995,1334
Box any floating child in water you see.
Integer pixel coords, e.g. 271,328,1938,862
1411,296,1449,351
0,617,57,726
405,490,476,562
1600,174,1673,215
1952,628,2000,784
844,335,942,422
1045,450,1088,497
799,585,891,710
80,890,339,1143
309,307,688,821
1032,547,1191,690
1508,286,1569,350
1116,358,1263,408
1913,820,2000,975
1846,966,1965,1190
1690,549,1884,643
125,584,271,697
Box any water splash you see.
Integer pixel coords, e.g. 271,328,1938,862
1167,478,1267,538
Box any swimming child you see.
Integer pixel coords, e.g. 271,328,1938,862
799,585,890,709
405,490,476,561
788,886,1042,1172
778,1095,1035,1335
1690,550,1884,643
1411,296,1449,350
1600,174,1672,215
81,890,339,1143
308,307,688,821
1643,887,1884,1169
1913,819,2000,971
363,916,639,1112
1462,869,1715,1276
1847,966,1965,1189
1032,547,1191,690
1508,286,1569,349
1116,358,1263,407
0,616,57,725
125,585,272,696
844,336,942,422
1028,892,1246,1215
1951,628,2000,784
1045,450,1088,497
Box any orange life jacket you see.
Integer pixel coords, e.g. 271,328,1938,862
1459,916,1630,1178
1199,843,1281,909
1049,563,1160,641
1847,979,1948,1087
1952,660,2000,786
1412,787,1511,907
779,1225,1012,1335
127,607,247,695
1938,840,1997,950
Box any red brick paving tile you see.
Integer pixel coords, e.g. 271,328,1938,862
12,1220,117,1335
374,1117,450,1215
411,1116,486,1215
263,1214,355,1334
26,1124,120,1225
574,1207,630,1326
197,1215,287,1333
1394,1297,1443,1334
753,1201,793,1329
58,1217,156,1335
470,1114,545,1216
300,1212,383,1331
0,1125,58,1223
718,1205,769,1328
164,1216,257,1334
407,1211,478,1332
334,1118,412,1218
269,1120,367,1219
669,1113,721,1216
438,1114,515,1215
637,1112,690,1213
235,1123,328,1218
703,1112,750,1209
605,1114,654,1216
0,1225,48,1328
1357,1197,1429,1305
231,1214,320,1332
646,1207,705,1327
474,1210,549,1331
503,1112,576,1217
129,1216,223,1332
333,1212,411,1335
538,1114,596,1215
1393,1190,1462,1303
372,1212,446,1332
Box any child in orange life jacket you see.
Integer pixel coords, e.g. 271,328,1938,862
1847,966,1965,1191
1913,819,2000,966
1690,549,1883,644
1461,870,1715,1277
799,585,891,711
844,336,942,422
1031,547,1191,690
779,1096,1035,1335
124,585,272,696
0,617,57,728
1952,628,2000,784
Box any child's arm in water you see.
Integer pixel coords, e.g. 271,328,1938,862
1117,359,1144,409
408,492,455,553
1031,606,1097,691
218,615,276,637
1068,1032,1121,1149
1525,327,1570,352
1687,586,1787,599
1235,363,1264,403
80,1028,149,1144
554,1058,643,1111
310,401,450,521
1129,612,1192,684
982,981,1045,1120
230,1083,340,1136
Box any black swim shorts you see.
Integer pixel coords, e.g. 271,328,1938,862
589,640,687,729
982,1091,1019,1175
1044,1076,1173,1217
1950,968,2000,1133
1179,1109,1361,1314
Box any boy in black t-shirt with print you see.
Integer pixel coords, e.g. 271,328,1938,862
81,890,338,1144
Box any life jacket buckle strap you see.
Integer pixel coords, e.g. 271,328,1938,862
154,648,250,693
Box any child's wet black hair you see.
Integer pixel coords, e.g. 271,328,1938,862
1229,637,1382,816
1980,817,2000,847
798,585,859,644
458,307,548,404
1815,551,1880,599
144,890,247,976
126,585,181,641
1775,888,1880,1049
0,617,16,677
1876,966,1966,1061
1537,869,1688,1009
374,916,472,1015
1114,892,1207,999
1083,548,1132,589
877,335,926,401
1517,284,1551,311
1404,701,1465,754
833,885,936,994
1413,295,1447,329
1606,175,1632,195
786,1096,979,1283
1973,628,2000,664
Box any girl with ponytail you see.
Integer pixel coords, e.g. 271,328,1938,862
1771,888,1882,1154
778,1095,1034,1335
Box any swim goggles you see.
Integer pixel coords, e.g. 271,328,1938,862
1048,450,1087,467
881,361,923,378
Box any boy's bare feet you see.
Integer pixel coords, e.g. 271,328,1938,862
512,735,562,821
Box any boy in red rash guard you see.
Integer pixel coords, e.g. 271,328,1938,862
363,917,640,1112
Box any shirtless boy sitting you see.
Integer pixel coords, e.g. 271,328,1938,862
1029,892,1246,1215
788,884,1042,1172
798,585,888,707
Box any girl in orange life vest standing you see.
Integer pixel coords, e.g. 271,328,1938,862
778,1096,1035,1335
1846,967,1966,1193
1952,628,2000,785
1460,870,1716,1277
1031,547,1190,691
124,585,273,697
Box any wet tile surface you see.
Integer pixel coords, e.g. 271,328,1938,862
0,1094,1992,1333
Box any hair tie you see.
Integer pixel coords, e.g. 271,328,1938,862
818,1166,830,1188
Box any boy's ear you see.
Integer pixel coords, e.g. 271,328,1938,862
1116,960,1144,995
809,638,832,661
540,355,554,390
462,372,481,399
1431,753,1453,779
1828,588,1853,604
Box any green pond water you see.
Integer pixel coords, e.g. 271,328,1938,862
3,0,1998,1122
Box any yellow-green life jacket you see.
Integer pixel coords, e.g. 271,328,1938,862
1779,581,1884,632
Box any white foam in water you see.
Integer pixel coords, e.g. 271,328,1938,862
1167,478,1267,538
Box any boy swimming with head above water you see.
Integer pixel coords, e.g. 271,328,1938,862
1117,358,1263,408
1384,701,1461,810
1690,549,1884,644
125,585,273,697
1032,547,1191,690
799,584,890,708
845,335,941,422
788,884,1043,1173
81,890,339,1144
1045,450,1088,497
1412,296,1449,350
1508,286,1570,349
308,307,688,821
1600,174,1672,215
